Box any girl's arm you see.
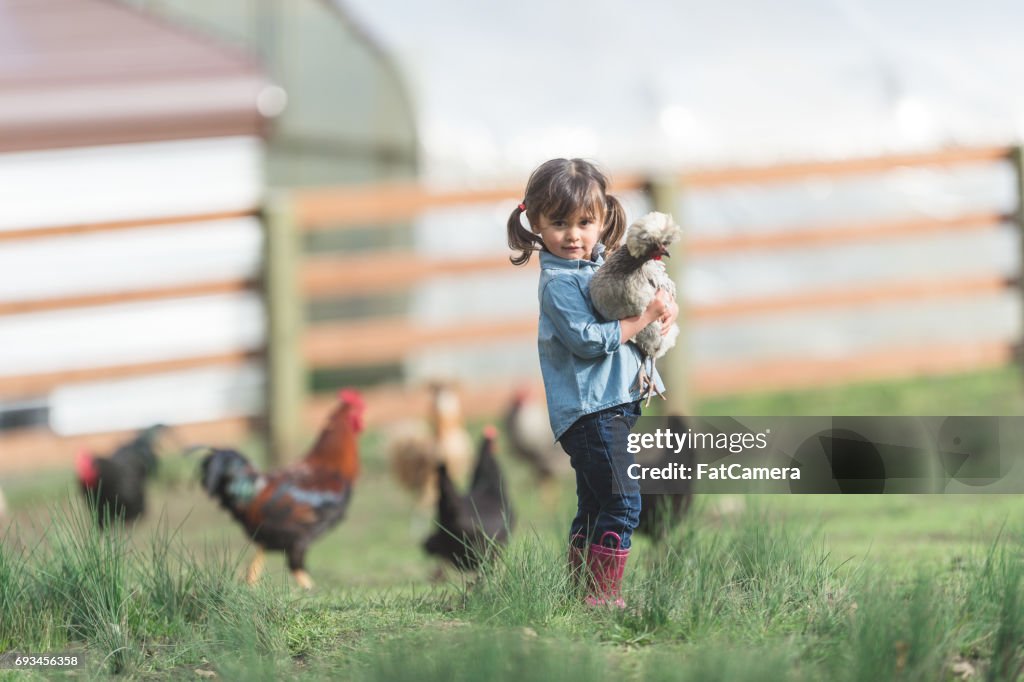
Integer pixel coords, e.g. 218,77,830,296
541,278,622,359
619,289,670,343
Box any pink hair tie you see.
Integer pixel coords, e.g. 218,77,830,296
518,202,526,211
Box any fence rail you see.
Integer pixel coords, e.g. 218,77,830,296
0,279,256,317
301,252,512,297
675,145,1013,188
688,211,1010,255
0,204,263,467
0,210,256,242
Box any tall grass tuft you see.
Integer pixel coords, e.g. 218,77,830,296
0,494,295,676
463,530,582,627
834,569,956,682
0,523,64,651
959,532,1024,681
43,498,142,673
613,508,850,644
726,513,838,632
989,567,1024,682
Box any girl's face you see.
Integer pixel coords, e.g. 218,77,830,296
533,208,604,261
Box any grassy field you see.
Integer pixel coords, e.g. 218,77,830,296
2,367,1024,680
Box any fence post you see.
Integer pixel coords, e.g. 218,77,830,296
262,191,306,465
646,175,691,415
1013,146,1024,374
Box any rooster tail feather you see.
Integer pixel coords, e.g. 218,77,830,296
136,424,167,476
199,448,261,509
111,424,166,479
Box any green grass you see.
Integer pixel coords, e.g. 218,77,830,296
6,499,1024,680
2,366,1024,679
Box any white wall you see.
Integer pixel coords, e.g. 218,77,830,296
0,136,266,435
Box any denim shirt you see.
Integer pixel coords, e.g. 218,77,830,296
537,244,664,441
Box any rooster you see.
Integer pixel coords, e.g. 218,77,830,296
75,424,168,529
588,211,682,404
424,426,515,571
388,382,473,512
197,389,365,590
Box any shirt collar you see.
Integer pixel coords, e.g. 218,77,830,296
539,243,606,270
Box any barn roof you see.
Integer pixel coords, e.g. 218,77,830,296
0,0,276,152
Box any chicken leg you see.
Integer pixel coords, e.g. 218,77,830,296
246,548,266,585
634,357,667,407
644,356,667,406
292,569,314,590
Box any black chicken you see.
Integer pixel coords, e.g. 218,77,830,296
75,424,167,528
424,426,515,570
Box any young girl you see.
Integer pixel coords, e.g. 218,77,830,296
507,158,676,607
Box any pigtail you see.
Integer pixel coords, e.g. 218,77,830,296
507,206,542,266
600,194,627,252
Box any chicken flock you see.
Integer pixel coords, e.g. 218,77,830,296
56,379,691,589
56,250,690,588
56,384,569,588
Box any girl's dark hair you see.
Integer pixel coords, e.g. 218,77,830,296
506,158,627,266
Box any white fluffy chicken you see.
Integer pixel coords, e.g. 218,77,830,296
388,382,473,513
589,211,682,404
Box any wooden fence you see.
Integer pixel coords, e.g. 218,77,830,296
1,145,1020,470
264,145,1024,461
0,210,261,474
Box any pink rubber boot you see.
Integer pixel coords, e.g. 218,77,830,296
585,531,629,608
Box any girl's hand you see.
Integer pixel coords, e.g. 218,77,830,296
645,289,671,325
660,299,679,336
619,289,670,343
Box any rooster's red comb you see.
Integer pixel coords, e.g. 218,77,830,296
75,448,97,483
338,388,364,408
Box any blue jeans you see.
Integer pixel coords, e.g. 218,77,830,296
559,401,642,549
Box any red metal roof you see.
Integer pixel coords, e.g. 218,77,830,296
0,0,273,152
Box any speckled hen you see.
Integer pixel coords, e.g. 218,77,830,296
588,211,682,403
